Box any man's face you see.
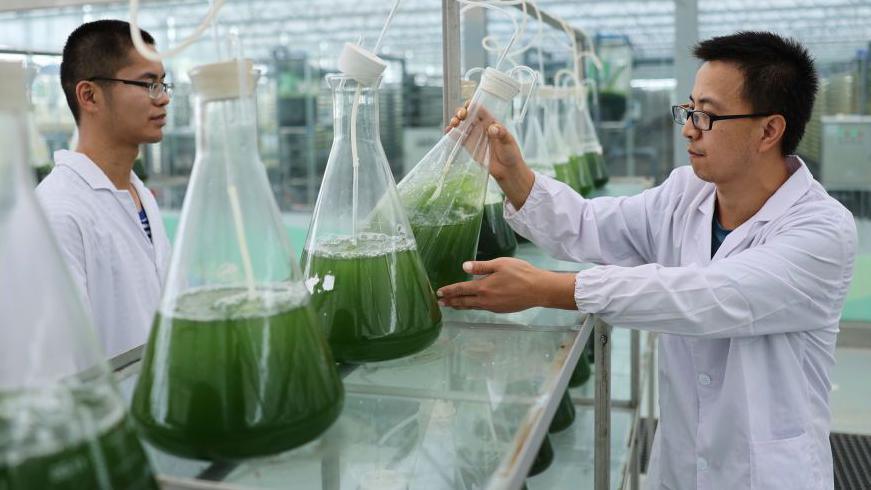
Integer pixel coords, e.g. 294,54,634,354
103,47,169,145
682,61,760,185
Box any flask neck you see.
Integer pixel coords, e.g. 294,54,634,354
329,77,381,143
194,96,260,161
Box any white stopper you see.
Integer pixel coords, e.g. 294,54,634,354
0,61,27,111
537,85,556,99
461,79,477,99
338,43,387,85
357,469,408,490
479,67,520,101
189,59,258,102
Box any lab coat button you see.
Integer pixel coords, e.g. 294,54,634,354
698,373,712,386
697,457,708,471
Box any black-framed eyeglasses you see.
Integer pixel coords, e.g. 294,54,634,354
671,104,773,131
87,77,173,99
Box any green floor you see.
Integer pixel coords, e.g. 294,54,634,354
161,212,871,323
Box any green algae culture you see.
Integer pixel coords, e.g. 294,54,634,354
477,187,517,261
528,435,554,476
569,352,592,388
303,233,442,362
549,389,577,433
1,376,157,490
569,154,595,196
588,151,609,188
131,284,343,461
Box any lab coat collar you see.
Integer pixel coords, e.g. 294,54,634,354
53,149,120,192
694,155,811,222
708,155,812,260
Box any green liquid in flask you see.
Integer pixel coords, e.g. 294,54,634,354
0,379,157,490
587,151,609,188
304,234,442,363
554,161,581,194
569,155,595,197
411,207,483,291
528,434,554,476
131,286,343,461
477,201,517,261
569,352,592,388
549,389,576,433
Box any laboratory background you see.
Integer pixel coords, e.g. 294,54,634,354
1,0,870,489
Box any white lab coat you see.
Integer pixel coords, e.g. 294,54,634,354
36,150,171,358
506,156,857,490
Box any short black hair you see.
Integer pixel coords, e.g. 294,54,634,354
693,31,818,156
60,19,155,123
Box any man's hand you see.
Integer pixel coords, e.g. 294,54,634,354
448,103,535,210
436,257,578,313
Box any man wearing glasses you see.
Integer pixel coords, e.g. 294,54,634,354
37,20,172,358
439,31,856,488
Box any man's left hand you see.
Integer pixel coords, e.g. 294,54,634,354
436,258,578,313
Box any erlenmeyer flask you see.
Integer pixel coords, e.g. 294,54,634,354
131,59,343,460
576,84,609,188
302,45,441,363
0,61,158,489
559,88,595,196
548,389,577,433
398,67,524,290
521,95,560,184
476,178,516,260
541,86,584,194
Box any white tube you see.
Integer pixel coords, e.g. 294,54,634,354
129,0,226,61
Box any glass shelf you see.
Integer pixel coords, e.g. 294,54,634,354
117,319,591,490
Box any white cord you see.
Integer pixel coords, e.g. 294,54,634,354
129,0,226,61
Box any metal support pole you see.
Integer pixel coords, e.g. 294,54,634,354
442,0,462,127
629,330,641,490
461,5,487,73
672,0,699,168
594,317,612,490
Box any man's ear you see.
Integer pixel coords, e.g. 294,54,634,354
76,80,102,118
758,114,786,154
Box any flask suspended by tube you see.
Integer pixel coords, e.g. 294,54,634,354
302,44,442,363
0,60,158,489
131,59,343,460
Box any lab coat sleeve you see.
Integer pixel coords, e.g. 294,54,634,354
44,211,93,319
504,168,683,266
574,207,857,337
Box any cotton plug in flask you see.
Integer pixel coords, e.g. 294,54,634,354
397,66,531,290
301,43,442,363
131,58,343,461
0,60,158,489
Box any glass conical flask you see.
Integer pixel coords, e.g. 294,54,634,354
397,67,523,290
576,84,609,188
521,95,560,183
131,59,343,461
541,86,585,194
0,61,158,489
302,66,441,363
559,87,595,197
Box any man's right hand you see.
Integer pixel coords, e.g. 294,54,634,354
448,103,535,210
